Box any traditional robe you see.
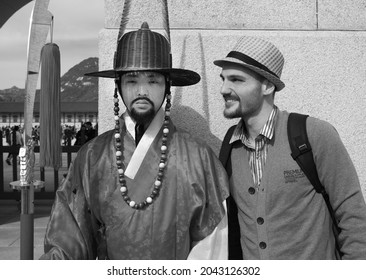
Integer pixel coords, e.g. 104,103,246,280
40,112,229,260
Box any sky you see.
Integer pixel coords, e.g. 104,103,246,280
0,0,104,89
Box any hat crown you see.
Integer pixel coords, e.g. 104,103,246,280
114,22,171,71
233,36,284,78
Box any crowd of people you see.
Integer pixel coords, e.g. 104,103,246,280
1,122,98,166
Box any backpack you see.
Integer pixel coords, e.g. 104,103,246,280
219,112,342,259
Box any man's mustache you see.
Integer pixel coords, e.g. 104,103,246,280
131,97,154,107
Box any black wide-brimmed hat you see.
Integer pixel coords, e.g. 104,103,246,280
85,22,200,87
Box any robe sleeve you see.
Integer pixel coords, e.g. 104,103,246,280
186,141,230,255
39,152,97,260
187,202,228,259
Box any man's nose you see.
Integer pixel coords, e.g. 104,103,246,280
220,80,231,96
137,84,149,96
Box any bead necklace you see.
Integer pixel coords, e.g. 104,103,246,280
113,88,172,210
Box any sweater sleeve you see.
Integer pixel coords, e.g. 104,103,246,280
307,117,366,259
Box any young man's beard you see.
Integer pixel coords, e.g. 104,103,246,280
223,106,241,119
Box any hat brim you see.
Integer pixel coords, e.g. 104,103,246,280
85,68,200,87
214,57,285,91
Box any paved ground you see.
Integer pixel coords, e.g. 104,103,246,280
0,199,53,260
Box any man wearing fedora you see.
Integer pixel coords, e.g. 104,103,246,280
215,36,366,259
40,22,229,260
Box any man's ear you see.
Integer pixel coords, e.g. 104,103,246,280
262,79,276,96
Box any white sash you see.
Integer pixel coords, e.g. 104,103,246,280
124,108,164,179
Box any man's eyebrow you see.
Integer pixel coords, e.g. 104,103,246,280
124,72,138,77
146,72,159,78
220,73,245,79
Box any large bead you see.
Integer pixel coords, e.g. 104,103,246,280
120,186,127,193
159,162,165,169
161,145,167,152
129,201,136,207
115,133,121,139
116,151,122,157
154,180,161,187
163,128,169,134
118,168,124,174
146,197,153,204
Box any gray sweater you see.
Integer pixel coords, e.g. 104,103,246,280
230,109,366,259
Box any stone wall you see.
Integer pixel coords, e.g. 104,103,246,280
98,0,366,198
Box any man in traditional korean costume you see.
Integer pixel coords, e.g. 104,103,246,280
40,22,229,260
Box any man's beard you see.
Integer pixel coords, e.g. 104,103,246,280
129,98,156,124
223,106,242,119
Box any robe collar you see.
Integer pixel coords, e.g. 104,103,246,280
123,108,165,179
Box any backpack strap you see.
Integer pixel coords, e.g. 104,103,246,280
287,113,323,193
219,125,243,259
287,113,342,256
219,125,236,177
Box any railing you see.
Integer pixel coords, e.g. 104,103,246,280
0,131,80,200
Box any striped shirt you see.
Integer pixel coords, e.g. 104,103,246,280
230,106,278,186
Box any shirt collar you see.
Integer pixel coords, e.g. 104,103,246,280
229,105,278,144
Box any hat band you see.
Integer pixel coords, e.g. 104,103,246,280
227,51,279,78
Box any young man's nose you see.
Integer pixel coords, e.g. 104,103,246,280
220,80,231,96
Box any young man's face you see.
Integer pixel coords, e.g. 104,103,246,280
219,64,269,120
120,71,166,124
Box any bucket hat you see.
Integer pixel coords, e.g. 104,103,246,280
85,22,200,87
214,36,285,91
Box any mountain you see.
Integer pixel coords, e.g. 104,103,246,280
60,57,98,102
0,86,25,102
0,57,99,102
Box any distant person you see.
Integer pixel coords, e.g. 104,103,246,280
5,127,11,146
32,125,40,145
74,124,87,146
5,125,24,165
63,125,75,146
84,121,96,142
